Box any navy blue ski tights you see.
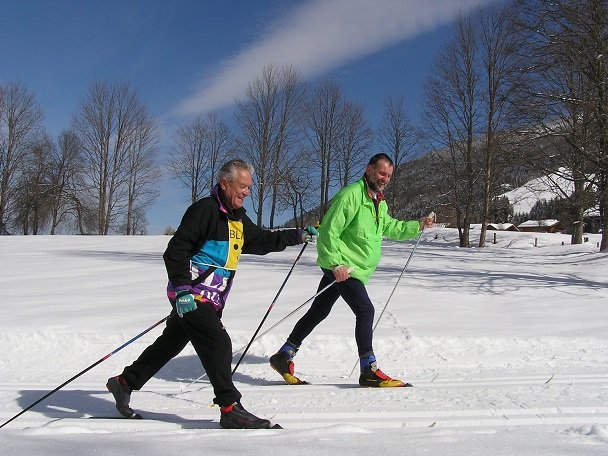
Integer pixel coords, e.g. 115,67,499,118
287,268,375,357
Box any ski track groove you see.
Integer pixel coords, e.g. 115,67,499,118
3,372,608,431
10,407,608,432
2,372,607,397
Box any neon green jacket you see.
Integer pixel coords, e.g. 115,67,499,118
316,178,420,284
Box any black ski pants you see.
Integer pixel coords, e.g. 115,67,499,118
121,300,240,407
287,268,375,357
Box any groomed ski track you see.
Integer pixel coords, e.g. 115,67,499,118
3,371,608,431
2,232,608,455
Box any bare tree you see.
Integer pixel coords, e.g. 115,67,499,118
0,82,44,234
204,113,233,196
276,148,316,227
378,96,420,212
236,64,304,227
303,79,345,218
477,3,522,247
13,136,53,234
123,109,160,235
268,66,306,228
513,0,608,249
72,81,159,234
47,130,83,234
169,112,232,204
423,13,482,247
335,101,372,187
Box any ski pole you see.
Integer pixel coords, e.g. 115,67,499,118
348,213,434,378
231,241,309,375
0,315,170,429
180,278,338,392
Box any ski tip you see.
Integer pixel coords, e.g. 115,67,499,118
271,423,283,429
280,372,309,385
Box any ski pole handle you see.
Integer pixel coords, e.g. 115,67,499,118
421,212,436,230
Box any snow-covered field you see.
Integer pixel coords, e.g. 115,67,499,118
1,228,607,455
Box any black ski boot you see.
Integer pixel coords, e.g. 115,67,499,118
106,375,139,418
219,402,272,429
269,351,307,385
358,362,412,388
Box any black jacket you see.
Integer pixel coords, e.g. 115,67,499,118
163,185,303,310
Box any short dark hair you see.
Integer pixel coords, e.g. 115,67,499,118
368,153,394,167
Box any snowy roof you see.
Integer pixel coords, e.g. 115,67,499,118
518,219,560,228
584,208,601,217
487,223,517,230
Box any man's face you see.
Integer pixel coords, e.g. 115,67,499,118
365,159,393,193
220,168,252,210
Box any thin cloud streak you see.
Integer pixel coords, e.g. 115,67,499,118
173,0,496,117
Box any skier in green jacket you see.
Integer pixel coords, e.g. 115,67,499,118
270,153,434,387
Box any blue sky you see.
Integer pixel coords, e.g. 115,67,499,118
1,0,499,234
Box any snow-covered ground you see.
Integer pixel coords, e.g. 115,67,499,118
1,229,607,455
500,169,575,214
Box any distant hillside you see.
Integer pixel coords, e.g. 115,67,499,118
499,169,574,214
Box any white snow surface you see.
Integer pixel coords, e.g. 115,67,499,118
1,229,608,455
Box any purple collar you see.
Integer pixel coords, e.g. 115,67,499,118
211,184,229,214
